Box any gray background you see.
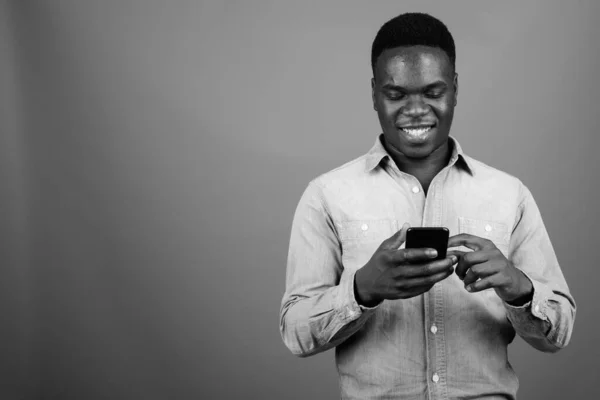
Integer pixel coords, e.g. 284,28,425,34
1,1,598,399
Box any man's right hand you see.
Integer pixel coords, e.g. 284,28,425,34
354,223,457,307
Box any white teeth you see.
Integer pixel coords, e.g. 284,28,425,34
401,126,432,136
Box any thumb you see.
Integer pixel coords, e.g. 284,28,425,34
382,222,410,250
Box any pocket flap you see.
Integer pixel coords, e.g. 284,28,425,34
338,219,396,242
458,217,510,245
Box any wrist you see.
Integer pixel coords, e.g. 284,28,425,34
506,272,534,306
353,269,380,308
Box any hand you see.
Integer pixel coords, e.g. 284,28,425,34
354,223,457,307
447,233,533,304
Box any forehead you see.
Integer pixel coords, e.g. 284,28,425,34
374,45,453,84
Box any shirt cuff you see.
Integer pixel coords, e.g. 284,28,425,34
335,269,380,323
504,270,552,322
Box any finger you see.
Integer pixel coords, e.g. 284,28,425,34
455,251,491,280
381,222,410,250
391,247,439,264
462,268,479,287
457,258,498,286
466,273,503,293
447,233,495,252
398,268,454,289
463,261,505,287
389,284,434,299
463,263,495,286
395,256,457,278
446,249,467,260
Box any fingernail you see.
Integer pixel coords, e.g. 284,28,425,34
450,255,458,264
427,249,438,258
465,285,472,292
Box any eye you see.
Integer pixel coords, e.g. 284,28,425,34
385,91,405,101
425,90,445,99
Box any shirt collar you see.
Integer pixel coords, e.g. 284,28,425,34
365,134,474,175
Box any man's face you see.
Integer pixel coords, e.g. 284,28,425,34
372,45,458,159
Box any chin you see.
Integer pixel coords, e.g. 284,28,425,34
385,133,449,161
395,137,436,156
402,147,435,160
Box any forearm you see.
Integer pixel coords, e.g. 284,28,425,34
505,185,576,352
280,269,377,357
505,276,576,352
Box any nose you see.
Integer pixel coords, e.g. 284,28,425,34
402,95,429,118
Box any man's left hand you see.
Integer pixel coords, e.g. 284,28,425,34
447,233,533,305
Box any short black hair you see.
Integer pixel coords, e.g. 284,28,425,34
371,12,456,75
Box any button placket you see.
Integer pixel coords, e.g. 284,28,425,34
424,178,450,398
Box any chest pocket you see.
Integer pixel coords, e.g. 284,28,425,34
458,217,510,255
338,219,397,271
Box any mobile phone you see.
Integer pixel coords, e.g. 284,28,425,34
405,227,449,260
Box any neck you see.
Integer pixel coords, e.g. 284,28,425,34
384,139,452,194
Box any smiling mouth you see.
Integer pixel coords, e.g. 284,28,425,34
399,125,435,137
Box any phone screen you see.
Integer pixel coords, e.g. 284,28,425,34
405,227,449,260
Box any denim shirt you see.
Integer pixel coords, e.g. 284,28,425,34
279,135,576,400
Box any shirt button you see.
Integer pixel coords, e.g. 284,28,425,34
432,373,440,383
412,186,420,193
430,325,438,334
361,223,369,231
485,224,492,232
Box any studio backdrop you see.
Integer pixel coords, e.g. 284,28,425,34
1,1,598,399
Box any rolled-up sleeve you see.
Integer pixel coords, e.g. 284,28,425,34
279,181,377,357
504,184,576,352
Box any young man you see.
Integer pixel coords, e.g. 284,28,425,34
279,12,575,400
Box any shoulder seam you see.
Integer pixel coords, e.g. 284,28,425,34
306,180,341,240
311,154,369,189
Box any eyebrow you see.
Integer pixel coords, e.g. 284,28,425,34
381,81,448,91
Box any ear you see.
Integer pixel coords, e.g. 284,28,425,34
371,78,377,111
453,73,459,106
